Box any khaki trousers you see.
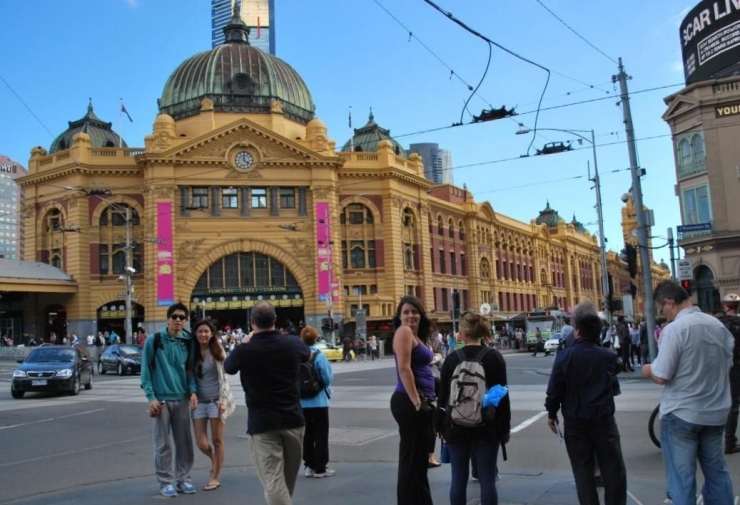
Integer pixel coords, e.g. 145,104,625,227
250,426,305,505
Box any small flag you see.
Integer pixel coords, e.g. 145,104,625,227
121,101,133,122
257,17,261,39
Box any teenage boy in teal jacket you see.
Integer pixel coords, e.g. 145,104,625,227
141,302,198,497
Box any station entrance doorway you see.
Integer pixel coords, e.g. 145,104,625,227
190,252,304,332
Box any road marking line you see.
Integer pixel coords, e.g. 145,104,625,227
0,408,104,431
511,411,547,433
0,434,149,468
627,490,644,505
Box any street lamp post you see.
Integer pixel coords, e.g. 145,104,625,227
516,127,610,324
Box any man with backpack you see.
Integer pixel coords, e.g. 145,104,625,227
545,302,626,505
720,293,740,455
224,301,310,504
140,302,198,498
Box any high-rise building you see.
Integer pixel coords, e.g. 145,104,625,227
212,0,275,54
407,143,453,185
0,155,26,260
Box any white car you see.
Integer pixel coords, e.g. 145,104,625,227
544,333,562,355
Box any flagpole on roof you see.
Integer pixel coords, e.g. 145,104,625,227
119,98,124,148
349,106,353,151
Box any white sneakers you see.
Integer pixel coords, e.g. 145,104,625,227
313,468,336,478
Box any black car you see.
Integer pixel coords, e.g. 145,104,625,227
11,345,93,399
98,345,142,376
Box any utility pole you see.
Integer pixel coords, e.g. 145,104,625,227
124,206,134,346
667,227,677,280
587,131,611,326
613,58,657,361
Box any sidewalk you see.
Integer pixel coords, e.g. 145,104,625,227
8,461,667,505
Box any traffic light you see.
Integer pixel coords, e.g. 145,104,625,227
620,244,638,278
452,289,461,319
321,317,334,332
681,279,692,296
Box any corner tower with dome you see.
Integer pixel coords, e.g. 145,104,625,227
11,3,667,341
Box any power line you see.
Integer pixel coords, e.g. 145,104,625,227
422,0,551,156
533,0,618,64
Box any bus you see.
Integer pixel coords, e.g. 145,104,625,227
525,308,568,351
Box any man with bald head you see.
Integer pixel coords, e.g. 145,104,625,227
225,301,310,505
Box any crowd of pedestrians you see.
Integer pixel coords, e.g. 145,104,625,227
130,277,740,505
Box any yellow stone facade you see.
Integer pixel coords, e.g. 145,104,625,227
11,18,670,341
14,101,668,341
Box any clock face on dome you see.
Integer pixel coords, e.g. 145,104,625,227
235,151,254,170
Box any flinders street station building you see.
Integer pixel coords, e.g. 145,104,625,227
2,10,668,343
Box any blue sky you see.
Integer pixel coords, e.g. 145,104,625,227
0,0,692,263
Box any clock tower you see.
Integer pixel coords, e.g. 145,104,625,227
621,192,653,259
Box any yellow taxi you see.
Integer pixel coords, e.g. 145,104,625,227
315,341,355,362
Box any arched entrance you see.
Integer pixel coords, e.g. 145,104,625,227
191,252,304,331
97,302,145,341
44,304,67,343
695,265,719,314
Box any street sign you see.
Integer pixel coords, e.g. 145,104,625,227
678,259,692,281
677,223,712,233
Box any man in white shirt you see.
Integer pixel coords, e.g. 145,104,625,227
643,280,734,505
86,333,94,346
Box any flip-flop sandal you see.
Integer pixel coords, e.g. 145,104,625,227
204,482,220,491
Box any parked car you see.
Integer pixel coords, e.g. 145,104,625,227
98,345,142,375
544,332,562,356
315,341,354,362
11,345,93,399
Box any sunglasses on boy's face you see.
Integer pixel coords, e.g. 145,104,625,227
170,314,187,321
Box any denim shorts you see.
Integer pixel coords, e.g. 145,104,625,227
192,400,220,420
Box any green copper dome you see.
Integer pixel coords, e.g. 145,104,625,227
158,5,314,123
570,214,586,234
341,110,406,156
535,201,565,229
50,102,127,153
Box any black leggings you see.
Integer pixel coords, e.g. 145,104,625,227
390,391,433,505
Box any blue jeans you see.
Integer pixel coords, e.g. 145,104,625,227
661,412,734,505
448,439,499,505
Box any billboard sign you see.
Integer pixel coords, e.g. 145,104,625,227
680,0,740,85
156,202,175,307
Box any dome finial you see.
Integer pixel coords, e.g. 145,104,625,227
223,0,250,45
369,107,374,123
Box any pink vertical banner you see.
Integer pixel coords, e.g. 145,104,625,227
316,202,331,301
156,202,175,307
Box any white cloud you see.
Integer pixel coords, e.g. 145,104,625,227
125,0,139,7
671,60,685,73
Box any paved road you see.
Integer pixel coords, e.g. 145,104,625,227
0,353,737,504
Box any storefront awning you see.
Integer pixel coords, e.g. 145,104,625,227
0,260,78,293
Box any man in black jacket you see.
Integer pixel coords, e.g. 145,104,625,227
720,293,740,455
545,302,627,505
616,316,633,372
224,301,310,505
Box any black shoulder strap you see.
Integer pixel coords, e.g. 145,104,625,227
475,346,491,362
149,331,164,371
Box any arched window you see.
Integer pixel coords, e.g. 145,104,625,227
437,216,444,235
98,204,142,275
428,213,433,234
99,204,140,227
480,258,491,279
448,219,455,238
679,139,692,167
41,209,64,269
404,243,415,270
341,203,374,225
691,134,705,161
403,208,415,228
458,220,465,240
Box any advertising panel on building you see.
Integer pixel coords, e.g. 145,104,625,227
681,0,740,85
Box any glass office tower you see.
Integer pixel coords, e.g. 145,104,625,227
212,0,275,54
